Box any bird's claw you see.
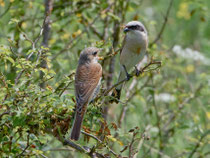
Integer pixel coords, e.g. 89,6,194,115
123,65,131,81
135,66,141,76
126,73,132,81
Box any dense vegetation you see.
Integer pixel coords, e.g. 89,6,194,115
0,0,209,157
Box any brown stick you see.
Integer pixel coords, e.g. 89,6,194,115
40,0,54,89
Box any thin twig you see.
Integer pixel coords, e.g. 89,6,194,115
15,16,47,85
149,0,174,47
59,80,74,97
52,15,100,60
188,130,210,158
40,154,49,158
0,3,12,18
16,133,30,157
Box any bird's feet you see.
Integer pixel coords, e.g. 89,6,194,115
123,65,131,81
135,66,141,76
126,73,132,81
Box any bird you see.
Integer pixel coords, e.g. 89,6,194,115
112,21,148,102
70,47,102,141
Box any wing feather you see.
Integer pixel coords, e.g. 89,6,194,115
75,63,102,114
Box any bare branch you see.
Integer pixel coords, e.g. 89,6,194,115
149,0,174,47
95,59,161,102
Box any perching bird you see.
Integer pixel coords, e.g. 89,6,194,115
71,47,102,141
112,21,148,102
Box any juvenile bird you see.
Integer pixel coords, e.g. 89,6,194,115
71,47,102,141
113,21,148,102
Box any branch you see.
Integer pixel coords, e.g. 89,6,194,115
95,59,161,101
47,129,108,158
163,84,203,132
126,127,142,158
15,16,47,85
188,130,210,158
81,131,119,157
0,3,11,18
149,0,174,47
52,15,100,60
59,80,74,97
133,133,149,158
63,139,87,153
40,0,54,89
63,139,107,158
82,15,103,39
0,111,10,119
118,76,151,128
16,133,30,157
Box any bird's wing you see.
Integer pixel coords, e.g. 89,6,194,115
75,63,102,115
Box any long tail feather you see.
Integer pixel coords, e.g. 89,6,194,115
111,88,121,103
70,112,84,141
110,69,125,103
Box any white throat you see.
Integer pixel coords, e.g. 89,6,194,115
125,30,148,50
92,57,98,63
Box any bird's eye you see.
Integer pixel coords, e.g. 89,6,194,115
92,52,97,56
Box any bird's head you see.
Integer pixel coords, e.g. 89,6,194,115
124,21,148,39
79,47,103,64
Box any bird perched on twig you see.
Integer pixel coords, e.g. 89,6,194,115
112,21,148,103
71,47,102,141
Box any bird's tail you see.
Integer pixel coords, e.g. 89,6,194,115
111,88,121,103
111,69,126,103
70,112,84,141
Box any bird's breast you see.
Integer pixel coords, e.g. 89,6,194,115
120,45,146,70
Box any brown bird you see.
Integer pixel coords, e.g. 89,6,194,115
70,47,102,141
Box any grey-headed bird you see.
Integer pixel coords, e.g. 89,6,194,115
113,21,148,102
71,47,102,141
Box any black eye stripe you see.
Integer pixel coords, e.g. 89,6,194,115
128,25,144,32
128,25,138,29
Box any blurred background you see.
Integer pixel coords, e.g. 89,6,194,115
0,0,209,157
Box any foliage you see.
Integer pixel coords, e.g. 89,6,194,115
0,0,210,157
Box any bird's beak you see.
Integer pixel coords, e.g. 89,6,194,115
97,48,104,60
123,27,130,33
97,56,104,60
